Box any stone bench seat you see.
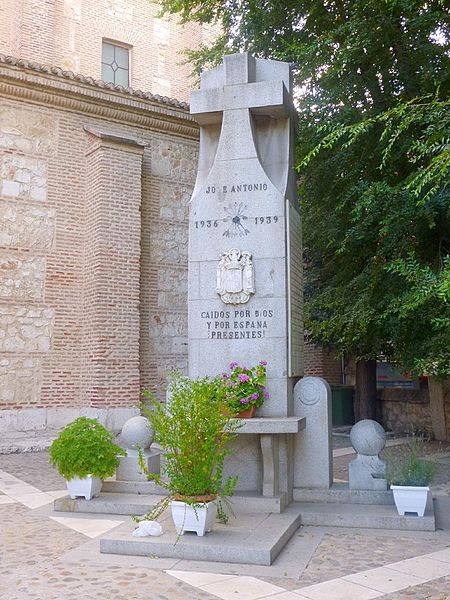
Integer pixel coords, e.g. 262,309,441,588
234,416,306,434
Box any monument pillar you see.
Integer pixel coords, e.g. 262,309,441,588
188,53,303,418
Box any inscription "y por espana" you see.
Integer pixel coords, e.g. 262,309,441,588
200,308,274,340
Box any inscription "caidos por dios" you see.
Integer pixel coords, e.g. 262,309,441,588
205,183,268,194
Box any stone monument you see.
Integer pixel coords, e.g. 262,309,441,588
63,55,435,569
188,52,303,499
348,419,387,491
188,52,302,411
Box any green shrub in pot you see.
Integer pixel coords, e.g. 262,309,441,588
387,437,437,517
49,417,126,480
387,438,437,487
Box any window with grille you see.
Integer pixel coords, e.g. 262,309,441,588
101,41,130,87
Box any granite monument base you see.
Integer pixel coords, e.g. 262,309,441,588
100,504,303,566
116,450,161,483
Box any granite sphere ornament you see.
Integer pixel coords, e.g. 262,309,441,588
350,419,386,456
120,416,154,451
116,416,160,482
349,419,387,490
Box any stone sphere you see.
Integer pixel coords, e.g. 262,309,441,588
350,419,386,456
121,416,154,450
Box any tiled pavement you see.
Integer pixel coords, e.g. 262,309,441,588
0,446,449,600
167,555,450,599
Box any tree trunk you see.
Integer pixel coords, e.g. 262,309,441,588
428,377,450,441
355,359,378,421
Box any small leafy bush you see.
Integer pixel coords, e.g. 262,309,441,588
387,438,437,486
49,417,126,480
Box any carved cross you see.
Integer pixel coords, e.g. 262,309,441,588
190,53,293,161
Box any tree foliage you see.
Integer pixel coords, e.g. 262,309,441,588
301,94,450,376
160,0,450,377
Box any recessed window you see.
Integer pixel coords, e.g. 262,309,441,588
101,41,130,86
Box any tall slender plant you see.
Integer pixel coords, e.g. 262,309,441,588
139,374,241,522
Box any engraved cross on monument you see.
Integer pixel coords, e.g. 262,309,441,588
188,52,303,418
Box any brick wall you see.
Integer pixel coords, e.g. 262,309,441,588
303,340,343,385
21,0,56,64
82,130,143,408
0,0,214,103
0,0,22,58
0,56,198,435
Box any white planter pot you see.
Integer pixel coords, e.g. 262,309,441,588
170,500,217,536
391,485,429,517
66,475,102,500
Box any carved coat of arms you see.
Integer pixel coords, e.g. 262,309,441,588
216,248,255,304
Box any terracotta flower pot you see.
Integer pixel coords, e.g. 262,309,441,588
234,405,256,418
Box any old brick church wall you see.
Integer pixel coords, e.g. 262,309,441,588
0,57,198,439
0,0,213,103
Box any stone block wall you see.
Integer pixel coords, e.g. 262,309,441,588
0,56,198,437
140,139,197,398
0,0,215,103
0,100,56,419
378,387,433,436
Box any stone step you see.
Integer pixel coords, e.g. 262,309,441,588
102,480,166,495
53,492,163,516
53,490,286,515
298,497,435,531
54,490,434,532
294,483,395,505
100,504,303,566
0,432,57,454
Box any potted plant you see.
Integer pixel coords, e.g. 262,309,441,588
141,374,240,536
387,438,437,517
222,360,268,418
49,417,126,500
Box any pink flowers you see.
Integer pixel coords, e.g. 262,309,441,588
221,360,268,415
260,360,267,366
264,391,270,399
